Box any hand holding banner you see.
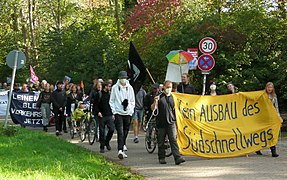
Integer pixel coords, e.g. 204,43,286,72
173,90,282,158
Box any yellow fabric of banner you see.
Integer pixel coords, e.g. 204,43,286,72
173,90,282,158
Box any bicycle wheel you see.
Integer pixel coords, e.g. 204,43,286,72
165,139,172,157
88,119,97,145
80,118,87,142
145,127,157,153
68,120,74,139
142,115,147,132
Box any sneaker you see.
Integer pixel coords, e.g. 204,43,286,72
159,159,167,164
123,145,128,151
43,126,48,132
64,130,68,133
133,138,139,143
123,151,128,158
56,130,60,136
118,150,125,159
175,157,185,165
100,144,105,153
106,144,111,151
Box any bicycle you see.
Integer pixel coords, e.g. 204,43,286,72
144,116,172,157
68,111,90,142
87,114,97,145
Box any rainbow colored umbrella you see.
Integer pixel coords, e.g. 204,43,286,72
166,50,193,64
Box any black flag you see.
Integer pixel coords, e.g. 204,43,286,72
127,41,147,95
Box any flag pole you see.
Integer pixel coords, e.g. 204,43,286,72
146,68,155,84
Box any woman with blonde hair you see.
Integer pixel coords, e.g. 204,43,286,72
256,82,281,157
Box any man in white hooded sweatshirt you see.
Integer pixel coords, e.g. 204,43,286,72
109,71,135,159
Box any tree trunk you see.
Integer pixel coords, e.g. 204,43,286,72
28,0,38,63
19,7,29,60
115,0,120,35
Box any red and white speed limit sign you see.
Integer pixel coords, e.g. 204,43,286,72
199,37,217,54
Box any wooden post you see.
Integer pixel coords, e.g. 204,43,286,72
146,68,155,84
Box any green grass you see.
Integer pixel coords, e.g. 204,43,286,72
0,125,143,180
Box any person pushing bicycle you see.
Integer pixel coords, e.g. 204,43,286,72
151,80,185,165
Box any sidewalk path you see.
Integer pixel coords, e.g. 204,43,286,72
57,129,287,180
2,117,286,179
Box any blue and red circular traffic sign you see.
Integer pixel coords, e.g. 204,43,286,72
199,37,217,54
197,54,215,71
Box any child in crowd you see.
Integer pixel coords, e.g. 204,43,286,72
72,102,87,130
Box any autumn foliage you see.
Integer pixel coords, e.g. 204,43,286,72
122,0,181,41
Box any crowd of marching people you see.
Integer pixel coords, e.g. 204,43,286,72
6,70,282,165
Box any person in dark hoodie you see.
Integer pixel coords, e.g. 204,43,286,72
36,83,52,132
94,82,115,153
51,81,67,136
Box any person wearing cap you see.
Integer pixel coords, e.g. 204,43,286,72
109,71,135,159
51,81,67,136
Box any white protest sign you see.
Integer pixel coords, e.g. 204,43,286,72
165,63,189,82
0,90,8,116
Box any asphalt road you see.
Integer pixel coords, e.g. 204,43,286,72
54,128,287,180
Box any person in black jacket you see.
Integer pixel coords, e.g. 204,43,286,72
51,81,67,136
36,83,52,132
94,82,115,153
151,80,185,165
89,82,102,141
177,73,195,94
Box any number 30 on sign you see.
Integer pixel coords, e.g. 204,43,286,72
199,37,217,55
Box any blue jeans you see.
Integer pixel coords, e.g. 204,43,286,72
132,109,144,122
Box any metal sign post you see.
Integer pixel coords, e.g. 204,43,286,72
202,71,210,95
4,50,26,128
198,37,217,96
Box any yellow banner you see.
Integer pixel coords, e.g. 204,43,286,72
173,90,282,158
